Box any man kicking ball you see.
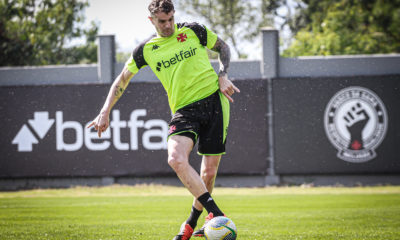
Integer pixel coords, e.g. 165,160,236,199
88,1,240,239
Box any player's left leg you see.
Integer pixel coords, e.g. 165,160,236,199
190,155,221,237
192,91,230,237
181,155,221,231
194,155,221,211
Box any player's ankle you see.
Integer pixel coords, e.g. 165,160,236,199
186,205,202,229
197,192,223,217
212,211,224,217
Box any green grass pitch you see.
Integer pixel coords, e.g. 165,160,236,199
1,185,399,240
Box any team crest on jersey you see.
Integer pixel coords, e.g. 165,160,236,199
324,86,388,163
177,33,187,42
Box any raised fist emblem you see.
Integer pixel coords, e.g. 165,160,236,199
325,87,388,162
343,102,370,150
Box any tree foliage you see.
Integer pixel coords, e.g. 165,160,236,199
283,0,400,57
177,0,290,58
0,0,98,66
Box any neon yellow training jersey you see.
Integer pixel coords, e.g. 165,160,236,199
125,22,219,114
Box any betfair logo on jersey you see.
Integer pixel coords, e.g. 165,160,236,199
156,47,197,71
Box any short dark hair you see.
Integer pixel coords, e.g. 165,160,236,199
148,0,174,15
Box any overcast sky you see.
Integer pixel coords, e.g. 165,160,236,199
85,0,198,52
84,0,267,59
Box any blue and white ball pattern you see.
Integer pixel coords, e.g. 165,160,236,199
204,216,237,240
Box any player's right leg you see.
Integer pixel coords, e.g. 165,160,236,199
169,137,224,240
169,135,225,240
168,135,202,240
169,92,226,240
168,135,209,198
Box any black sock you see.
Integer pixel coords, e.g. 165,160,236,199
186,206,202,229
197,192,224,217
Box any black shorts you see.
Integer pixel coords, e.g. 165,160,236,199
168,91,230,155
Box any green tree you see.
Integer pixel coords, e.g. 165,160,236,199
177,0,288,58
283,0,400,57
0,0,98,66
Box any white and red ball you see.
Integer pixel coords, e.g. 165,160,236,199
204,216,237,240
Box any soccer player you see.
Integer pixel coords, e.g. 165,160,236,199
88,0,239,239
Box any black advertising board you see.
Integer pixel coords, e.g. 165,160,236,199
2,75,399,178
273,75,400,174
0,80,269,178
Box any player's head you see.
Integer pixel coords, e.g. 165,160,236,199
148,0,175,37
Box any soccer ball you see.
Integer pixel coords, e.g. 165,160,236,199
204,216,237,240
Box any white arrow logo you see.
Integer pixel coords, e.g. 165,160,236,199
28,112,54,139
12,124,38,152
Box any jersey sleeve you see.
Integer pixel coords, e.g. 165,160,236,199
204,25,218,49
125,41,148,74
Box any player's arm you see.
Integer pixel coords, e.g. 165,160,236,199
211,37,240,103
88,67,134,137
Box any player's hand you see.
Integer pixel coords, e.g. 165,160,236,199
218,73,240,103
87,111,110,138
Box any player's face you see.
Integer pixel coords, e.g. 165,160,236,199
149,11,175,37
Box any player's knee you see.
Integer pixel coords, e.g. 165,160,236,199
201,167,217,181
168,152,188,172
